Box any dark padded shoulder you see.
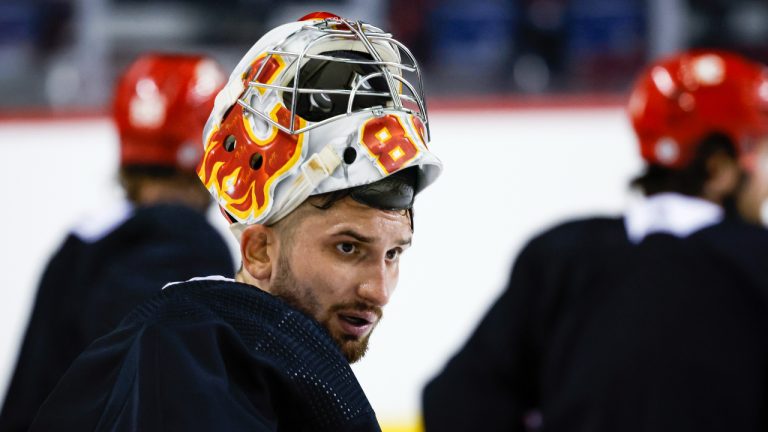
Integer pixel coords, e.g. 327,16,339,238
525,216,628,256
122,279,380,431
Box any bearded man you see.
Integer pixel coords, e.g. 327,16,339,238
30,12,441,432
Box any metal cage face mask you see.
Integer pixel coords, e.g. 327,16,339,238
199,15,442,230
240,17,430,138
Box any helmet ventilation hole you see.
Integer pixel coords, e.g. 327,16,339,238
343,147,357,164
250,153,264,170
224,135,237,152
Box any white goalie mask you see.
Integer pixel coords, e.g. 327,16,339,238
198,12,442,235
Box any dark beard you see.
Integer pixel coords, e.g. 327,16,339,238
270,254,377,363
325,301,381,363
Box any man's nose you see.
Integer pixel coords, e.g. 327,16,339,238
356,262,394,307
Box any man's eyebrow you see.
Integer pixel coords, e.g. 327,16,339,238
333,229,412,247
334,229,375,243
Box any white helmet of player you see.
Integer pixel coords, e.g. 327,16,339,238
198,12,442,235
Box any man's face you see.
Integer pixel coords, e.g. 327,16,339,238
269,197,412,363
739,137,768,224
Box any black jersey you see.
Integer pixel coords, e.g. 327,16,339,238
0,203,234,432
423,216,768,432
29,279,382,432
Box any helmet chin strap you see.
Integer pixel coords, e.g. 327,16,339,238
229,144,342,242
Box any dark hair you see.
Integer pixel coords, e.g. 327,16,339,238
118,165,201,204
631,133,737,196
310,188,415,232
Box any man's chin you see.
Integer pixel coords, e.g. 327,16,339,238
335,333,371,363
324,311,380,363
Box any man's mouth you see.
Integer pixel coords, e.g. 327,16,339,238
336,311,377,339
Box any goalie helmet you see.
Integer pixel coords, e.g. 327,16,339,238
628,50,768,169
114,53,226,171
198,13,442,227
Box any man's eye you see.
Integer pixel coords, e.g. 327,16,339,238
336,243,356,255
385,248,401,260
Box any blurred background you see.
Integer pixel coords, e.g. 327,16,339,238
2,1,768,431
2,0,768,111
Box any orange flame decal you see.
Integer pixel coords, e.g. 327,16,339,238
410,116,428,149
197,54,305,222
243,53,285,94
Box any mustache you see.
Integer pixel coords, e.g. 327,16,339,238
328,301,383,320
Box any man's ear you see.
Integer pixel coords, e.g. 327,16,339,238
240,224,276,282
703,150,741,203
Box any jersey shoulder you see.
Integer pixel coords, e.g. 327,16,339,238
695,218,768,264
525,215,627,255
120,280,379,431
71,200,133,243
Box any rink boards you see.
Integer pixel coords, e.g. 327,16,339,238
0,105,640,430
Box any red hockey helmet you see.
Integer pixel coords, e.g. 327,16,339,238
113,54,226,171
628,50,768,169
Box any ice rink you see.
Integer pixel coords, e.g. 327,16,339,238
0,105,642,428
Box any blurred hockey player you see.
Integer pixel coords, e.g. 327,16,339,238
0,54,234,432
423,50,768,432
29,12,442,431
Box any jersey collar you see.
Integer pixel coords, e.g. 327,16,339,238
624,192,723,244
162,275,235,290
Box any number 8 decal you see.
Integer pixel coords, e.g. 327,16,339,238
359,114,422,175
